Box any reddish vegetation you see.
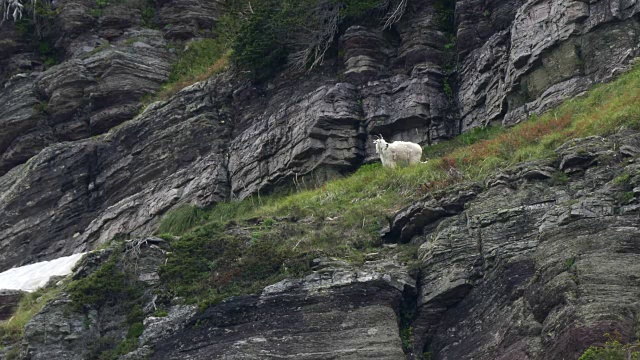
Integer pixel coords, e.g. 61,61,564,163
211,268,242,289
444,112,573,168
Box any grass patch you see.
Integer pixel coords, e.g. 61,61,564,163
0,285,65,345
613,172,632,186
157,204,208,235
158,62,640,309
150,39,230,102
152,309,168,317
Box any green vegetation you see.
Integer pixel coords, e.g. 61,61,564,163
67,248,149,359
157,204,208,235
33,101,49,115
4,346,20,360
616,191,635,205
563,256,576,271
551,171,569,186
157,62,640,310
421,352,435,360
86,326,145,360
0,285,65,345
153,39,231,100
579,333,640,360
38,40,59,67
435,0,455,32
13,0,60,68
67,255,139,310
89,321,145,360
400,326,413,352
160,222,310,310
152,309,169,317
613,172,631,186
438,0,457,100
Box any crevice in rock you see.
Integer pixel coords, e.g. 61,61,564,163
398,282,419,359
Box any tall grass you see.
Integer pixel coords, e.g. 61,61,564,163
158,204,208,235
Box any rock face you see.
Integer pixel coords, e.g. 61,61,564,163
2,0,640,271
384,131,640,359
1,2,640,359
30,131,640,360
21,239,167,360
6,131,640,359
0,29,173,176
457,0,640,129
149,258,415,359
0,290,22,321
0,76,232,270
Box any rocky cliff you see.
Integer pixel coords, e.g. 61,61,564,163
2,0,640,271
4,130,639,360
1,0,640,358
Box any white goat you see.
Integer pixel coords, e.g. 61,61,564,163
373,137,424,169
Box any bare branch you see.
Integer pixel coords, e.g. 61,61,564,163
383,0,408,29
287,0,340,72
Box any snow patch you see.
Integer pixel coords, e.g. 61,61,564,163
0,253,86,292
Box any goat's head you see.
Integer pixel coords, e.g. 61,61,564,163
373,136,387,154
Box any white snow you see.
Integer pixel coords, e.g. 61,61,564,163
0,253,86,292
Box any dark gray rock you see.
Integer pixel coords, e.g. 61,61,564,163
0,74,232,271
21,240,169,360
0,290,23,321
22,296,100,360
150,259,415,359
0,75,50,175
2,4,640,359
395,132,640,360
0,28,173,177
383,182,482,243
457,0,640,130
156,0,222,40
228,80,365,199
3,0,640,272
139,305,197,346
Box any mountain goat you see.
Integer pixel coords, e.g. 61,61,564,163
373,136,424,169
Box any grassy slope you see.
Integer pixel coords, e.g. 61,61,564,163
157,63,640,308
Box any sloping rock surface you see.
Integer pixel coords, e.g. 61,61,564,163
385,131,640,359
149,258,415,359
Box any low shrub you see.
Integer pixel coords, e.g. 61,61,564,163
579,333,640,360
